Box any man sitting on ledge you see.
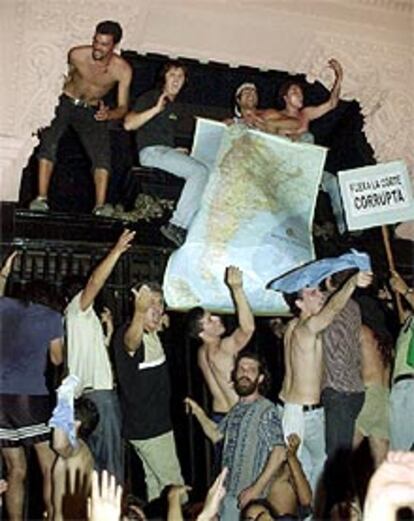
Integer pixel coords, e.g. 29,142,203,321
124,60,209,248
30,20,132,217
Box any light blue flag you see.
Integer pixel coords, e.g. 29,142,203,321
266,249,372,293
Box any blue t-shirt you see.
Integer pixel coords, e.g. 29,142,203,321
0,297,63,395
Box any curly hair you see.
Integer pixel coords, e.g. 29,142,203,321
231,351,272,396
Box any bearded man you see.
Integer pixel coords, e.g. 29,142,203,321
185,351,285,521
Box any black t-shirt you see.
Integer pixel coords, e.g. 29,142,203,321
132,89,179,152
113,324,172,440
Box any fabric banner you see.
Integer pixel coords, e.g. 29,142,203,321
338,160,414,231
163,118,327,314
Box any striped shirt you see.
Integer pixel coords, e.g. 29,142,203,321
322,299,364,393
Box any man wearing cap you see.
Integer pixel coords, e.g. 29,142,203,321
227,82,300,135
279,269,372,495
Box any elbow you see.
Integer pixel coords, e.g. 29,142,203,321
123,113,136,131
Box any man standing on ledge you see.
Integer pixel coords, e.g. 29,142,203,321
124,60,209,247
30,20,132,217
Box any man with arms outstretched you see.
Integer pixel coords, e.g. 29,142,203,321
186,266,255,418
30,20,132,216
280,269,372,494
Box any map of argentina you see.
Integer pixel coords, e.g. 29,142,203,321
163,119,327,315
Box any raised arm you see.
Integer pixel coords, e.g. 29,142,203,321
52,424,75,459
285,434,312,507
390,270,414,310
123,91,168,131
304,58,343,121
79,229,135,311
305,271,372,335
238,445,286,508
184,397,223,444
123,285,153,354
0,251,18,296
222,266,255,354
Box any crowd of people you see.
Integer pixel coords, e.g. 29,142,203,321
1,236,414,520
1,17,414,521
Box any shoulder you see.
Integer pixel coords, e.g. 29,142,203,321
68,45,90,61
112,54,132,77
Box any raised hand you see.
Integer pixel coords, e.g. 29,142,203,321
328,58,343,79
286,433,301,457
89,470,122,521
113,229,136,255
356,271,373,288
132,285,153,313
197,467,228,520
225,265,243,289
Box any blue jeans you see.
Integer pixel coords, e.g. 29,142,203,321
84,390,124,484
390,379,414,450
139,146,209,229
321,388,364,512
321,388,364,458
320,171,346,234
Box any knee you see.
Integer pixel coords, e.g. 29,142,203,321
6,459,27,482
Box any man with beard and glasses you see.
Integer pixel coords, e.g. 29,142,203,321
185,352,285,521
30,20,132,217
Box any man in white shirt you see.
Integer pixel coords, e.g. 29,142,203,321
64,228,135,483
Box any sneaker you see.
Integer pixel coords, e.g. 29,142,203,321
29,197,49,212
160,223,187,247
92,204,114,217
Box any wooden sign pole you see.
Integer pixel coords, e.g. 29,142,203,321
381,225,405,323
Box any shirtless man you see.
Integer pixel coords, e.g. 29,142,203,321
354,324,393,467
186,266,255,418
277,58,343,140
280,270,372,494
226,82,300,135
30,20,132,216
51,395,99,521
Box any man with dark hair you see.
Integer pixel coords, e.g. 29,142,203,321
113,282,185,502
0,256,64,521
30,20,132,216
124,60,209,247
226,82,299,135
50,376,100,521
185,352,285,521
187,266,255,420
277,59,343,140
276,59,346,234
279,270,372,496
64,229,135,485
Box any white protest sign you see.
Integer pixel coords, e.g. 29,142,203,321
338,160,414,231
